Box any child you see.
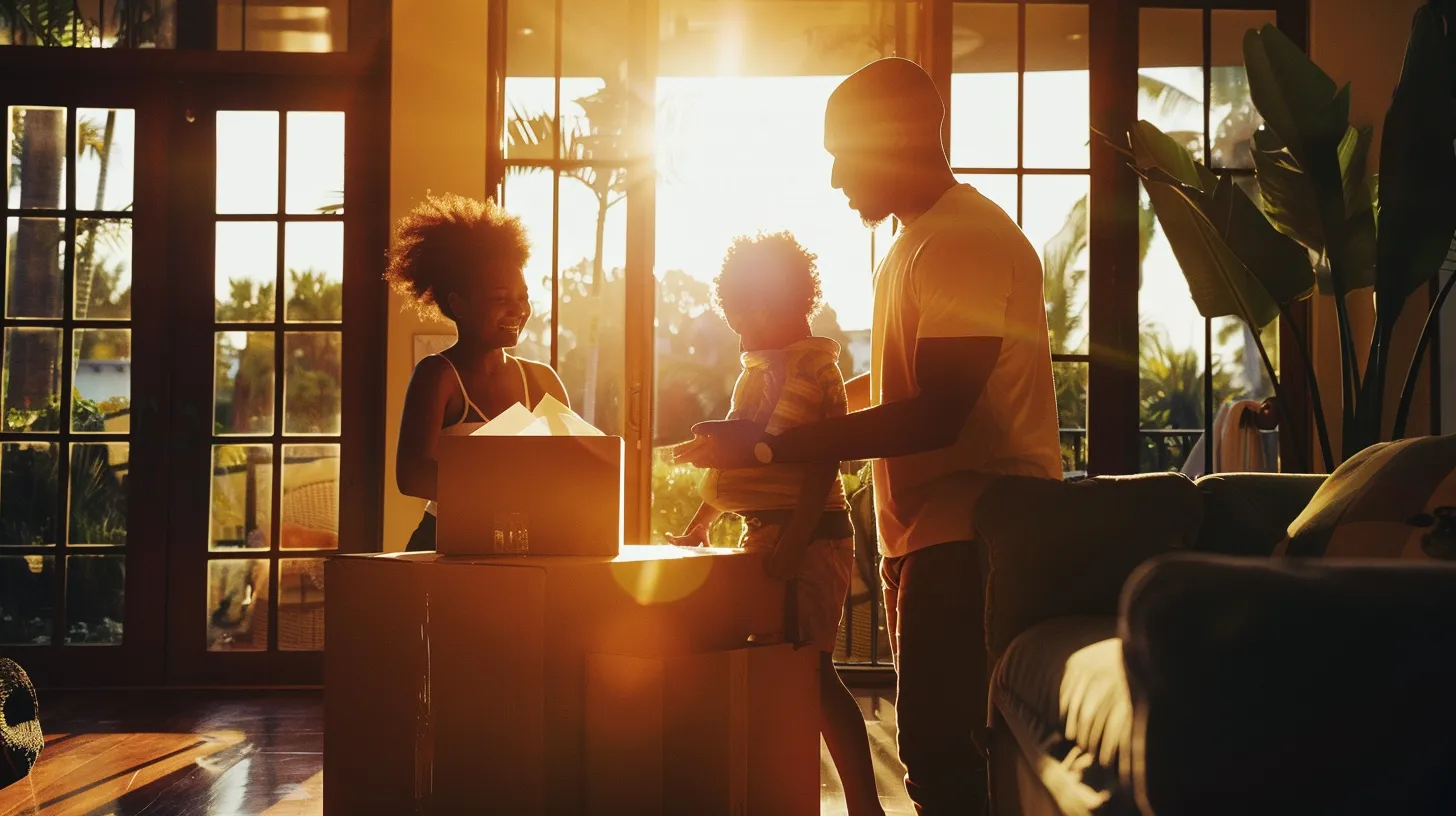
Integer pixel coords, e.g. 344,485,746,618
386,194,569,551
670,232,884,816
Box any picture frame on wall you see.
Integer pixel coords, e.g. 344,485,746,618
413,333,455,365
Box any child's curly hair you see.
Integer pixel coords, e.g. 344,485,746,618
712,231,823,321
384,193,531,321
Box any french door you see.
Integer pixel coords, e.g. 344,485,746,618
0,74,385,687
0,78,170,686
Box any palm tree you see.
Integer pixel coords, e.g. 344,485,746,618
506,78,630,427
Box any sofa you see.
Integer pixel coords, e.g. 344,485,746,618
977,472,1456,816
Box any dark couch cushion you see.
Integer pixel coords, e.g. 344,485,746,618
1194,473,1326,556
991,617,1135,815
1121,553,1456,815
1280,434,1456,559
976,473,1202,664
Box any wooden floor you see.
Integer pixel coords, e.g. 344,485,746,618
0,688,914,815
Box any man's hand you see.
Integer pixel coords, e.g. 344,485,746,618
666,524,710,548
673,419,764,469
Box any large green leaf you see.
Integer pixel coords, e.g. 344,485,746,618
1132,122,1281,328
1243,26,1348,167
1210,175,1316,307
1376,4,1456,311
1252,128,1324,252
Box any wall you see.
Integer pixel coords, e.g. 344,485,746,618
1308,0,1436,468
384,0,489,550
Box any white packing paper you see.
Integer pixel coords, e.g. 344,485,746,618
469,394,606,437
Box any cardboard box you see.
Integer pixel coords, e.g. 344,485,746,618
435,434,623,557
585,644,820,816
325,545,794,815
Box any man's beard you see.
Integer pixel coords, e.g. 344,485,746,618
861,215,888,229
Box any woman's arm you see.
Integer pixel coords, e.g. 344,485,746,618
396,357,453,501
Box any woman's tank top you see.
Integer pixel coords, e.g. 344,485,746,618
423,354,533,516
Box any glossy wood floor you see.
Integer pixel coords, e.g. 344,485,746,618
0,687,914,815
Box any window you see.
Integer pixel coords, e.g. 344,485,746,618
0,1,351,52
1,3,175,48
1136,6,1279,474
949,1,1091,475
206,111,345,654
2,105,135,648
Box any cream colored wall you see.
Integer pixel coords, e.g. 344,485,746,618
383,0,490,550
1308,0,1433,468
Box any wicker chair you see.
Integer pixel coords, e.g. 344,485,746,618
0,659,41,789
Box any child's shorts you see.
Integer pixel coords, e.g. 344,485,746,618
739,521,854,654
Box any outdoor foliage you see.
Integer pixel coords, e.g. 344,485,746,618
1128,8,1456,468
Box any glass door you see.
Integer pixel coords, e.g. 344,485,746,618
0,83,169,685
166,79,377,685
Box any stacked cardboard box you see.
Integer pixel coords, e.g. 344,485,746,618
324,545,818,815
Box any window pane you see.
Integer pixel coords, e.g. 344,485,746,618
6,217,65,319
1211,11,1275,170
286,112,345,214
557,174,625,435
214,331,276,436
1025,4,1089,169
1139,8,1205,163
284,331,342,435
217,111,280,214
73,328,131,432
210,444,272,550
1054,361,1087,476
74,218,132,319
561,0,628,162
950,3,1018,168
957,174,1018,224
501,172,555,366
65,554,124,645
0,3,175,48
207,558,270,651
218,0,348,53
281,444,339,550
7,107,67,209
0,555,53,645
76,108,135,211
284,222,343,322
3,327,62,432
504,0,554,161
1024,175,1090,355
0,443,58,546
216,222,278,321
279,558,325,650
69,443,128,547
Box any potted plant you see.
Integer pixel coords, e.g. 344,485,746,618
1123,2,1456,470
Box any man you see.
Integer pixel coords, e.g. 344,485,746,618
675,58,1062,815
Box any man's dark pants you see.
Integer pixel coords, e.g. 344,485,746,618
881,539,989,816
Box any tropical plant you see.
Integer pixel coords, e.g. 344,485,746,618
0,0,169,47
1125,7,1456,470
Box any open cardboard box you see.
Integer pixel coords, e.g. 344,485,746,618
436,396,623,557
324,545,806,815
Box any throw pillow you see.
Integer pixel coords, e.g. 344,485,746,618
1277,434,1456,560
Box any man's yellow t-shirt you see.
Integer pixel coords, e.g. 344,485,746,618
870,183,1063,559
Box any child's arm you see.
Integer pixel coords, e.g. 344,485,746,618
395,357,454,501
667,502,723,547
764,462,840,581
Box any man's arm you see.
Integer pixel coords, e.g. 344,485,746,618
677,336,1000,468
763,460,842,581
771,336,999,463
